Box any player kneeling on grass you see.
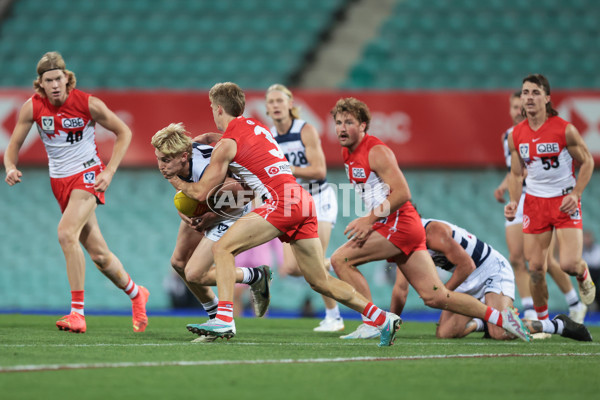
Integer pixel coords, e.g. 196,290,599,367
152,123,272,342
390,219,591,342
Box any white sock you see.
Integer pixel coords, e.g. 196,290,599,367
565,289,581,309
201,297,219,319
325,305,341,320
472,318,485,332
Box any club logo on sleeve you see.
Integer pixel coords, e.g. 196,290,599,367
519,144,530,162
41,116,55,132
83,171,96,184
352,168,366,179
264,161,292,177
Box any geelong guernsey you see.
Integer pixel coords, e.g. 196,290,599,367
270,119,326,194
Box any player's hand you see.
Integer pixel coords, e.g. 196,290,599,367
493,186,506,203
94,169,114,192
193,132,222,144
559,193,579,215
344,216,373,247
5,168,22,186
190,211,219,232
504,201,517,221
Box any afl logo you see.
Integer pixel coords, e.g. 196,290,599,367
523,215,530,229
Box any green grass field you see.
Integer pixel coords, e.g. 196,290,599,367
1,314,598,400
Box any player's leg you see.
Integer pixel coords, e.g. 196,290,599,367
524,230,553,320
436,310,472,339
556,228,595,305
55,189,97,333
186,215,281,339
546,231,586,322
390,267,409,315
484,292,514,340
399,250,529,341
171,221,216,305
506,223,535,319
330,231,401,301
80,211,149,332
293,236,401,346
313,221,344,332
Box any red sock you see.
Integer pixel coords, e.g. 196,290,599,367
216,301,234,323
124,275,140,299
71,290,84,316
534,305,549,320
362,302,386,326
484,306,503,327
577,267,589,282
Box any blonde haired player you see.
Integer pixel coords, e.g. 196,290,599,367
4,51,149,333
265,84,344,332
152,123,272,341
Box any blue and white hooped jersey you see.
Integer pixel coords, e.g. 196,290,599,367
270,119,326,194
179,143,213,183
422,218,492,272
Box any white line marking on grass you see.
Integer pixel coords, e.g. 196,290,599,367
2,352,599,373
1,341,599,348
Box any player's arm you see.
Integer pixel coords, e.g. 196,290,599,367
561,123,594,214
425,221,476,291
88,95,132,191
291,124,326,180
169,138,236,202
193,132,223,145
4,99,34,186
344,144,410,241
504,132,524,221
494,134,510,202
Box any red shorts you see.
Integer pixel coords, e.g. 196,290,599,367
373,201,427,257
523,193,582,234
253,184,318,243
50,165,105,213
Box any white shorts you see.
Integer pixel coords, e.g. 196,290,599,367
454,249,515,301
505,192,525,227
205,203,251,242
312,183,337,226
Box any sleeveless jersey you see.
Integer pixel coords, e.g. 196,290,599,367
179,143,213,183
503,126,526,190
512,116,576,198
342,134,389,211
223,116,296,200
270,119,326,194
31,89,102,178
422,218,492,271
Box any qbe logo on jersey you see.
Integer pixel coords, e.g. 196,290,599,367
62,117,85,129
83,171,96,184
264,161,292,177
352,168,366,179
519,144,530,163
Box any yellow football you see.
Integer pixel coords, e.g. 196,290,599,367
173,190,209,217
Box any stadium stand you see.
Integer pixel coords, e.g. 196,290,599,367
344,0,600,89
0,0,345,89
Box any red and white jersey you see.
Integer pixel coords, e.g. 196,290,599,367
512,116,576,198
343,134,389,211
223,116,296,200
32,89,102,178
